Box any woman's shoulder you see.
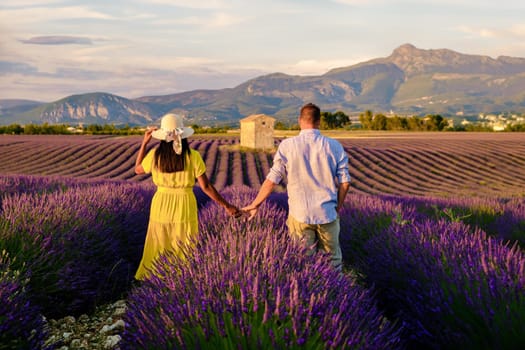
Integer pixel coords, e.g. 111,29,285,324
189,148,202,156
188,148,204,162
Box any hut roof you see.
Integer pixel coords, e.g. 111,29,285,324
240,114,276,123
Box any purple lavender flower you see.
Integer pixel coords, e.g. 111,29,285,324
359,218,525,348
1,175,151,317
121,187,401,349
0,251,53,349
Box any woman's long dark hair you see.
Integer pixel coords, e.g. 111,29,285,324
154,138,190,173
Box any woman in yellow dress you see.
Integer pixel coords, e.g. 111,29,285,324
134,113,240,280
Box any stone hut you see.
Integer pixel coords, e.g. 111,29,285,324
240,114,276,150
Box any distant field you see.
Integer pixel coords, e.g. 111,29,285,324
0,132,524,197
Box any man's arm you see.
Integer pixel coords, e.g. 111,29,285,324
336,181,351,214
242,179,277,220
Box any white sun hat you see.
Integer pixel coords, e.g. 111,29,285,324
151,113,194,154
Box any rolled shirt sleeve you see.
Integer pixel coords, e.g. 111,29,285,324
266,148,286,184
335,143,351,184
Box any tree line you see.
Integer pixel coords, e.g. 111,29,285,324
358,110,449,131
0,123,233,135
276,110,450,131
1,111,524,135
321,110,523,132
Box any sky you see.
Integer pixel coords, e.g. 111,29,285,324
1,0,525,102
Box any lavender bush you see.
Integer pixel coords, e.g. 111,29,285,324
338,194,418,267
398,195,525,246
358,219,525,349
121,187,401,349
0,250,52,350
0,175,151,318
491,198,525,245
0,174,73,199
338,193,525,348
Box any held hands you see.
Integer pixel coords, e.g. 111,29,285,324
224,203,257,220
225,204,244,218
241,203,259,221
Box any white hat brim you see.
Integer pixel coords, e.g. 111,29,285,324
152,127,194,140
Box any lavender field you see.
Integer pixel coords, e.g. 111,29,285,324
1,132,524,349
1,132,524,197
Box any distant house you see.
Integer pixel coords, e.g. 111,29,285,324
240,114,276,150
67,126,83,133
492,123,505,131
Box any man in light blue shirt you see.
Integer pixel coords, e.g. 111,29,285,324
243,103,351,270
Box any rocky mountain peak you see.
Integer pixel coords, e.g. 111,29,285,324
383,43,482,75
390,43,419,55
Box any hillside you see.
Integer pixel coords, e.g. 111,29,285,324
2,44,525,126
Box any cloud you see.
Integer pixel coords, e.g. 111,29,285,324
0,61,39,75
0,0,63,7
283,57,370,76
456,25,525,40
331,0,388,5
456,25,497,38
173,12,247,28
509,24,525,38
0,5,115,26
20,36,93,45
138,0,228,10
0,59,262,101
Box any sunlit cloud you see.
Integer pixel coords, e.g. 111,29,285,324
174,12,247,28
138,0,228,10
456,24,525,40
332,0,503,6
509,24,525,38
283,58,371,76
0,5,115,26
332,0,378,5
479,29,498,38
456,25,498,38
0,0,64,7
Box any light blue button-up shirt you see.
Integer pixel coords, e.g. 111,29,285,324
266,129,351,224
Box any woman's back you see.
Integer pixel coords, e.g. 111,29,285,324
142,148,206,188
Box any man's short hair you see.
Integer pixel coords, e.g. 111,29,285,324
300,103,321,124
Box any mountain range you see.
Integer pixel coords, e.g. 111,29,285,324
2,43,525,126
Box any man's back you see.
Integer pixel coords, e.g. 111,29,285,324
267,129,351,224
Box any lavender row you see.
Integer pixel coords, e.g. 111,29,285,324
122,187,402,349
2,134,524,197
399,195,525,246
339,194,525,349
345,144,523,197
339,134,525,197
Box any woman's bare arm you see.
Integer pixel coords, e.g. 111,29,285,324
197,173,240,217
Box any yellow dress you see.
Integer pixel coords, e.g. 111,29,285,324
135,148,206,280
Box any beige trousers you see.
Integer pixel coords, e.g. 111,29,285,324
286,215,342,271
